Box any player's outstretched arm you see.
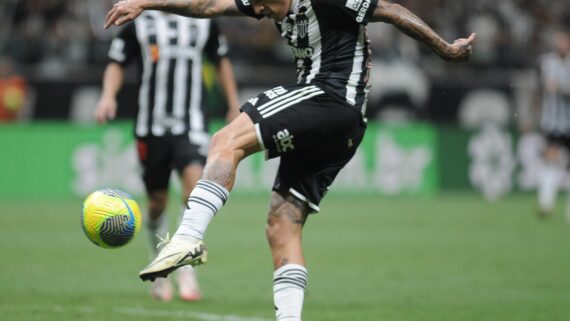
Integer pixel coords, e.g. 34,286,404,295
95,63,124,123
105,0,243,29
371,1,475,62
217,57,241,122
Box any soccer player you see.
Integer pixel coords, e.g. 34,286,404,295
95,12,240,301
105,0,475,319
536,29,570,218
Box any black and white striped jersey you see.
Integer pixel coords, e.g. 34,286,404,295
236,0,377,116
539,52,570,135
108,12,229,140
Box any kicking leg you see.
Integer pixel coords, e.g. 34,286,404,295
139,113,261,281
267,192,310,321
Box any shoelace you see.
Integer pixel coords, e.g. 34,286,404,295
156,232,171,249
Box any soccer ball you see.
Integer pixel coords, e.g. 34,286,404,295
81,189,142,248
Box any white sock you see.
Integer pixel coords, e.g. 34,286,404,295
538,163,563,212
146,213,169,256
273,264,308,321
175,179,229,240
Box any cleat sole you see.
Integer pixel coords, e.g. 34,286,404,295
140,252,208,282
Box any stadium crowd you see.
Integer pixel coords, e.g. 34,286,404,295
0,0,568,125
1,0,568,69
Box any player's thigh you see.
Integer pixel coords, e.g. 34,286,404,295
543,132,570,161
241,84,363,159
172,134,207,172
171,135,206,197
136,137,173,193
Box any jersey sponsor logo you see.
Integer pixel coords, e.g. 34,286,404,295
290,46,314,59
296,8,309,39
273,129,295,153
160,45,202,59
356,0,370,22
264,86,288,99
345,0,363,11
155,115,183,127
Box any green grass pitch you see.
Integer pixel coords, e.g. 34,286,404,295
1,194,570,321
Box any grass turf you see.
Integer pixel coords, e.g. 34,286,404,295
1,194,570,321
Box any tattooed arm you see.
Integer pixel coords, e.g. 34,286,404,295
371,1,475,62
105,0,243,28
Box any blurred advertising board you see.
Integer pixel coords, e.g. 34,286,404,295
0,122,543,200
0,122,439,199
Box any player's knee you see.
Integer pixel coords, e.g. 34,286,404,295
209,128,250,168
147,202,166,221
265,206,300,248
148,192,167,220
266,216,288,248
209,129,236,155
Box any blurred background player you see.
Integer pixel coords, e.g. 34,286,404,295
536,29,570,219
0,55,27,122
94,12,240,301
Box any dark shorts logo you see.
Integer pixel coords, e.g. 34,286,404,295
273,129,295,153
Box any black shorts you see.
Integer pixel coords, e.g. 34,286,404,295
136,134,207,192
241,84,366,213
544,132,570,150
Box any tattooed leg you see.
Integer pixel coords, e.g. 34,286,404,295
202,113,261,190
267,192,310,321
266,192,310,269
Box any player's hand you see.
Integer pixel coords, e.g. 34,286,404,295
105,0,145,29
94,97,118,124
443,33,476,62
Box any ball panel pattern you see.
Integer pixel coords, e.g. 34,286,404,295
100,214,134,247
81,189,142,248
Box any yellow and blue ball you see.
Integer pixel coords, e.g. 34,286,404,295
81,189,142,248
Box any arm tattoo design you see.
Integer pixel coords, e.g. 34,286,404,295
222,2,243,16
373,3,451,59
158,0,242,17
157,0,216,17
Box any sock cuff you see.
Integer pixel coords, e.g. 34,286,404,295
274,264,307,277
196,179,229,204
273,264,308,290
